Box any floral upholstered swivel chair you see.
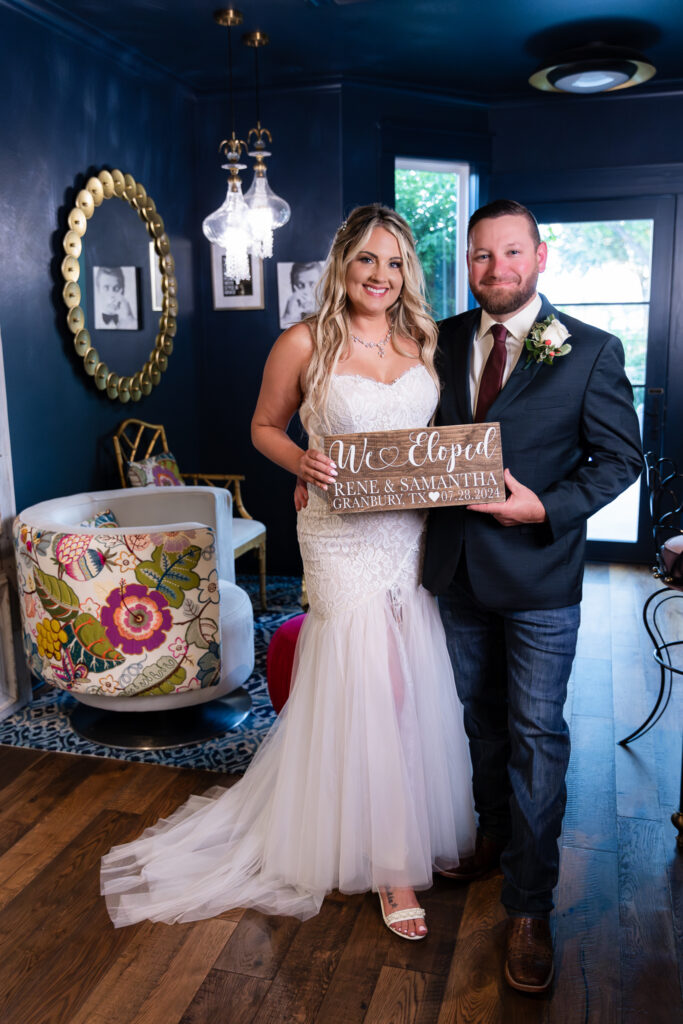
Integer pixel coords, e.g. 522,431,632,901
113,418,267,610
14,486,254,746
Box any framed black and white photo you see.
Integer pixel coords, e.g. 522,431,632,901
277,260,324,329
210,246,264,310
93,265,140,330
149,242,163,312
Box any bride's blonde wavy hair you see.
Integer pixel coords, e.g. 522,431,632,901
302,204,439,432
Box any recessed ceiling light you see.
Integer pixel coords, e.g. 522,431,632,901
530,45,656,94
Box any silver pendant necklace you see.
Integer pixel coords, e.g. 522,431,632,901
350,328,392,358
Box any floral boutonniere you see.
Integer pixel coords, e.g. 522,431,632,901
524,314,572,368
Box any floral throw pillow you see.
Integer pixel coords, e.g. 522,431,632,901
79,508,120,529
126,452,185,488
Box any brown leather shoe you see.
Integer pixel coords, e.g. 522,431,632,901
504,917,554,993
437,832,506,881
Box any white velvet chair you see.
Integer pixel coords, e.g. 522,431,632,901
14,486,254,747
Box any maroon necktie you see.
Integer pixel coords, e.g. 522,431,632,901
475,323,508,423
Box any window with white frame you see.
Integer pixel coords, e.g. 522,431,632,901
394,157,470,321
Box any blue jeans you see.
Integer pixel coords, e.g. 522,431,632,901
438,562,580,917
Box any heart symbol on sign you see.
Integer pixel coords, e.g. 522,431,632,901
378,446,400,467
428,491,440,502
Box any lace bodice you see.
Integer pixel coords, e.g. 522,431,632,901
301,364,438,445
298,365,439,618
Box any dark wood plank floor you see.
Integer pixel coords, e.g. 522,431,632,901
0,564,680,1024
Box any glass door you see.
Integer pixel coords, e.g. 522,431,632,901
531,197,675,563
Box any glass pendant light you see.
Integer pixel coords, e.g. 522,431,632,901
202,135,252,283
243,31,291,260
202,9,252,283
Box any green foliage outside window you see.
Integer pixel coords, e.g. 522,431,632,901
395,169,460,321
542,221,652,299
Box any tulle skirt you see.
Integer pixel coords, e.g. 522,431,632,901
101,573,476,927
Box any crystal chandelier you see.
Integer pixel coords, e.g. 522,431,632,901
242,31,291,260
202,9,252,283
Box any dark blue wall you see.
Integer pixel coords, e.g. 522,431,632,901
339,82,490,212
489,92,683,172
0,3,200,512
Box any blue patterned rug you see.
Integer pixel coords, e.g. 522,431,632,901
0,575,303,774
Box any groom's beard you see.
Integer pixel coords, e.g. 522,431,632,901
470,269,539,316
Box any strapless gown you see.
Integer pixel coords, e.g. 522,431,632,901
101,365,476,926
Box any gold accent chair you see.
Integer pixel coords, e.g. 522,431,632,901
113,418,267,610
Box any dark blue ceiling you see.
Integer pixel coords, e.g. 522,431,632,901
19,0,683,99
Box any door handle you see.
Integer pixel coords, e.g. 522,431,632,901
644,386,665,453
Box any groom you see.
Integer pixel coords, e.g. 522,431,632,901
423,199,643,993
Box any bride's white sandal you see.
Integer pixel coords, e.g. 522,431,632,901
378,892,427,941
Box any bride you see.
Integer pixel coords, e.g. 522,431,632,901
101,205,475,940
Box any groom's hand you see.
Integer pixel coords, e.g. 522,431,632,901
468,468,547,526
294,476,309,511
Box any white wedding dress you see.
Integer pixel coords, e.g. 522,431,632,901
101,364,476,927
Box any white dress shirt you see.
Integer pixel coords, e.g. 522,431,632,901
469,293,542,416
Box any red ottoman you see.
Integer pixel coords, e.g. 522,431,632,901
266,613,307,713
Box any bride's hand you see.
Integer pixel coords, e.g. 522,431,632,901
297,450,337,490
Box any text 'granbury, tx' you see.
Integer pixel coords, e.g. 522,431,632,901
323,422,505,514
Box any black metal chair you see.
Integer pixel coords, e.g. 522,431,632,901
619,452,683,849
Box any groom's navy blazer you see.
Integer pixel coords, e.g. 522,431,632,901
422,295,643,609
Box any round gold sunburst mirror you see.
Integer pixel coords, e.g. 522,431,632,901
60,169,178,402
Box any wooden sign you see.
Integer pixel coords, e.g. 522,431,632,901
323,423,505,514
